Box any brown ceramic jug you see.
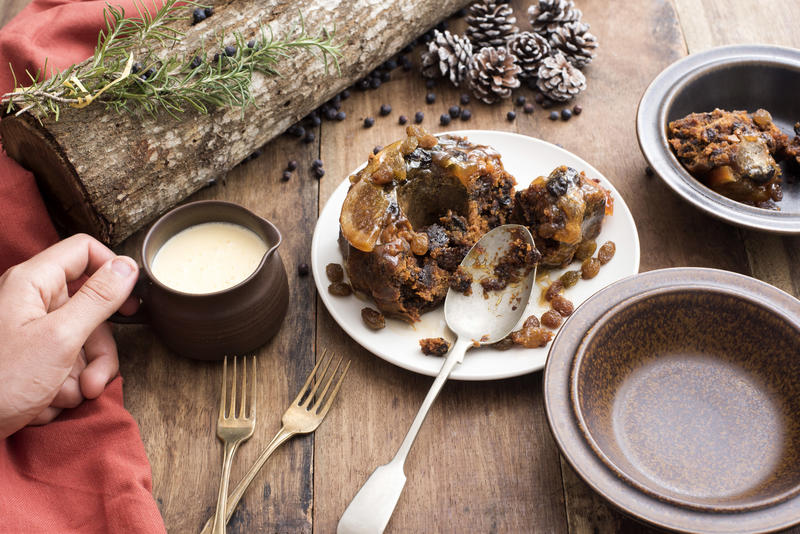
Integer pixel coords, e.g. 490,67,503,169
112,200,289,360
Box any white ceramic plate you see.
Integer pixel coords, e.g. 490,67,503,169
311,130,640,380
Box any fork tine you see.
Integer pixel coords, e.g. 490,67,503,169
250,355,257,418
220,356,228,419
311,356,343,412
230,356,238,418
318,359,351,417
240,355,248,418
293,349,329,406
302,351,335,408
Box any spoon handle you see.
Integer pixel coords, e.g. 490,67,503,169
393,337,471,464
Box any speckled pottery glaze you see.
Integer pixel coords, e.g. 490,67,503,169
545,268,800,533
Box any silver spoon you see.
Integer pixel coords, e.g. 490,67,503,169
337,224,538,534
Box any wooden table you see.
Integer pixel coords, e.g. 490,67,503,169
3,0,800,532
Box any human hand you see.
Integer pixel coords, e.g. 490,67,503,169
0,234,139,439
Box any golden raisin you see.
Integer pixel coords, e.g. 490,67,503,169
328,281,352,296
597,241,616,265
574,240,597,261
560,270,581,288
581,257,601,279
551,295,574,317
511,326,553,348
544,280,564,301
361,307,385,330
411,232,429,256
522,315,540,328
326,263,344,282
541,309,562,328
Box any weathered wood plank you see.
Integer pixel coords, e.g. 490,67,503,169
0,0,27,27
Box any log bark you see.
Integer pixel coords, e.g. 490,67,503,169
0,0,469,245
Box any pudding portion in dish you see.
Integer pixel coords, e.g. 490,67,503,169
667,108,791,208
512,166,609,268
339,126,516,322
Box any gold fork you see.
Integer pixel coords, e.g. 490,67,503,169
200,350,350,533
211,356,257,534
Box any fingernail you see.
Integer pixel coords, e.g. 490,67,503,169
111,258,134,278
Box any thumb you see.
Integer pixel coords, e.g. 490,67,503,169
50,256,139,344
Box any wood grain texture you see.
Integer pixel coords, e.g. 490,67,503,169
1,0,799,533
0,0,470,245
0,0,27,27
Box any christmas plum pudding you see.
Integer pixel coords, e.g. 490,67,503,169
338,126,516,322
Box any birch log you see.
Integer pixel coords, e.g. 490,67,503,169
0,0,470,245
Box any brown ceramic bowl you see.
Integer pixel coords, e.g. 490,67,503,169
545,268,800,533
637,45,800,233
112,200,289,360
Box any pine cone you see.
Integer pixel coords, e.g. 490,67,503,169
507,31,551,80
536,52,586,101
466,0,519,50
527,0,582,37
420,30,473,87
468,46,521,104
549,21,598,68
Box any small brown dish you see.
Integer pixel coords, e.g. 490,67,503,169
545,268,800,533
637,45,800,233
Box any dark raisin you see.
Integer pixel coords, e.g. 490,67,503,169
204,7,213,17
541,309,562,328
425,92,436,104
460,109,471,121
373,146,382,155
507,110,516,121
440,113,451,126
573,105,583,115
325,263,344,282
313,167,325,179
189,56,202,69
303,131,315,144
534,93,545,103
370,77,382,89
191,8,206,24
581,258,601,279
597,241,616,265
364,117,375,128
574,240,597,261
523,103,534,114
379,104,392,116
287,160,298,171
247,40,256,49
551,295,574,317
545,280,563,301
224,45,237,57
559,270,581,288
448,105,460,118
287,125,304,138
460,93,470,105
645,166,654,177
298,263,310,276
561,109,572,121
341,89,351,100
325,107,337,120
549,111,559,121
361,308,385,330
335,111,346,121
328,282,352,296
515,96,526,106
398,115,408,125
414,111,424,123
312,159,323,168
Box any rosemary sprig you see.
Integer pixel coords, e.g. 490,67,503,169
2,0,341,120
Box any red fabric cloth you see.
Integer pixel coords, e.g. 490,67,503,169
0,2,166,532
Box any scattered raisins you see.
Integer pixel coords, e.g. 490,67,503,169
361,307,386,330
297,263,310,276
597,241,616,265
326,263,344,282
559,270,581,288
541,309,562,328
522,315,540,328
551,295,574,317
328,282,352,296
544,280,563,301
581,257,601,279
574,240,597,261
